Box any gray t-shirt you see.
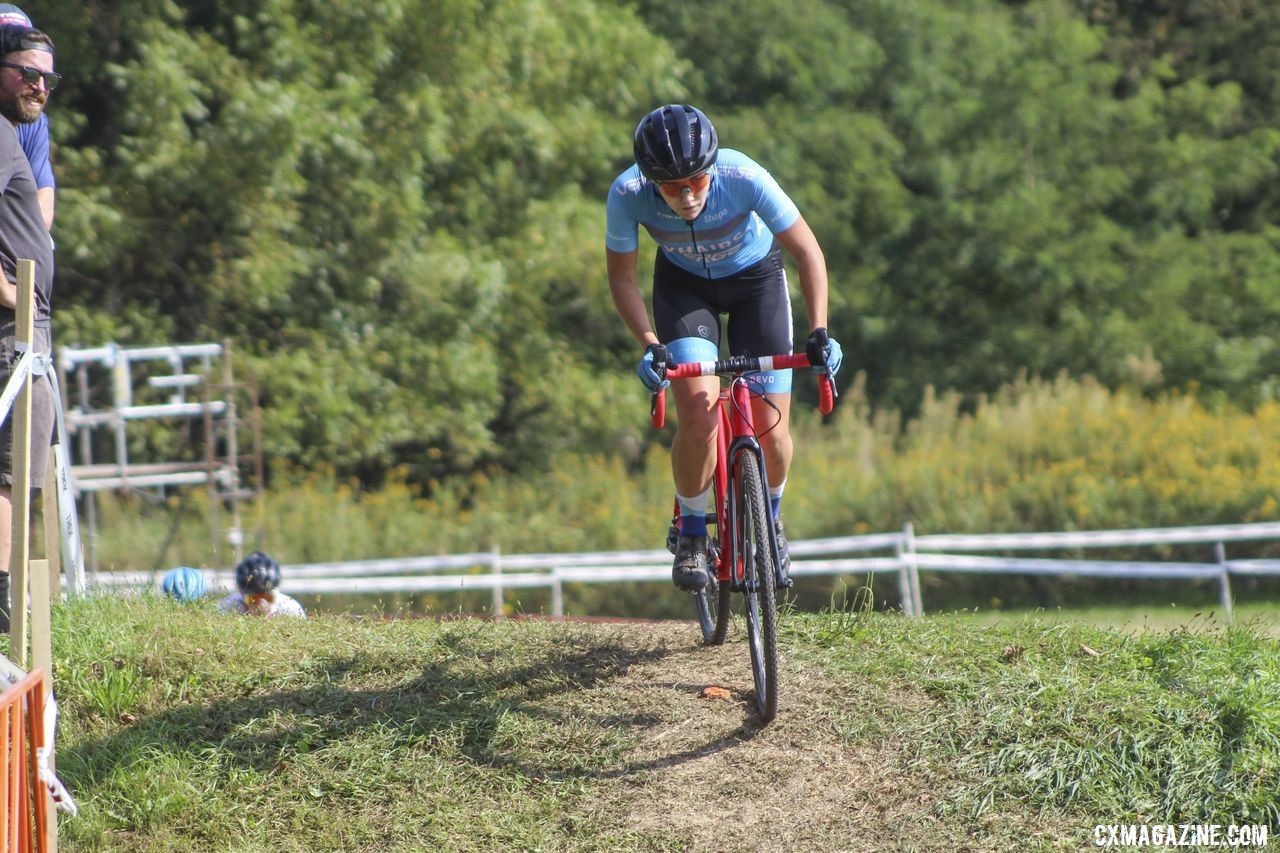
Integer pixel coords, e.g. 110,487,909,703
0,120,52,327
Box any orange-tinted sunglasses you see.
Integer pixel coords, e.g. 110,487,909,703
656,172,711,195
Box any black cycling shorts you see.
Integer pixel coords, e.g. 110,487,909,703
651,244,793,360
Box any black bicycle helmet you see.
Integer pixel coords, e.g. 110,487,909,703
633,104,718,181
235,551,281,595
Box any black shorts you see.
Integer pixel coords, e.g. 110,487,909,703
0,325,55,490
652,244,793,359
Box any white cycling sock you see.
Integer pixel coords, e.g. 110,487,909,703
676,487,713,536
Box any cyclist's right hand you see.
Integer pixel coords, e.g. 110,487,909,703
636,343,671,393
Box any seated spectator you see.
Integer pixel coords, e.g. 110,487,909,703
218,550,306,619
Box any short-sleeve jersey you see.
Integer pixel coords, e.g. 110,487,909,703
218,590,307,619
17,115,52,189
605,149,800,279
0,120,52,324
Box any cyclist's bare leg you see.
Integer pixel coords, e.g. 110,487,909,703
671,375,720,496
669,374,720,590
753,391,793,488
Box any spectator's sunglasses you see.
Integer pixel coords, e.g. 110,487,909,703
0,62,61,91
656,172,711,195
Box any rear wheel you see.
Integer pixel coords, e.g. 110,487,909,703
735,453,778,721
694,533,732,645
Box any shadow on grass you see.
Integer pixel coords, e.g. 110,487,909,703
60,630,768,790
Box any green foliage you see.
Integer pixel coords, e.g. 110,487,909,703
39,0,683,484
23,0,1280,486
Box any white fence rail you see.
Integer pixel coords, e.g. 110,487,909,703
85,520,1280,619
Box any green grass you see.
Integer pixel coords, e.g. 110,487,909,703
937,600,1280,637
53,599,658,851
45,595,1280,851
790,607,1280,827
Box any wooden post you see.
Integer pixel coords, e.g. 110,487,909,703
28,554,55,852
27,558,49,698
8,260,34,667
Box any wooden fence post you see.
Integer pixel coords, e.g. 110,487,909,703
8,259,35,668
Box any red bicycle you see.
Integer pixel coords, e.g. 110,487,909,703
650,350,834,720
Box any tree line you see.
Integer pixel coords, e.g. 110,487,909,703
31,0,1280,489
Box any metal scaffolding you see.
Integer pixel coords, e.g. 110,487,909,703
55,340,262,577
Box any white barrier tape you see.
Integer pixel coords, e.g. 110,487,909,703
37,746,77,815
36,731,75,816
0,348,34,426
12,342,49,375
46,369,87,597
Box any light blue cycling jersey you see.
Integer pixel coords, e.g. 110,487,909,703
605,149,800,279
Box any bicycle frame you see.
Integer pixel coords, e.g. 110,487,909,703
718,377,775,589
651,351,834,719
653,353,835,590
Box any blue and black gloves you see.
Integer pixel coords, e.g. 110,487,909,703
636,343,670,392
805,328,843,376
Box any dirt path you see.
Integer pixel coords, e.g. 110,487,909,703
572,622,954,852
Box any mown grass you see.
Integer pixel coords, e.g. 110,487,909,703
951,600,1280,637
54,596,668,852
791,606,1280,828
47,595,1279,851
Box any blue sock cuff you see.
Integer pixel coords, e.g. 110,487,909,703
680,513,708,536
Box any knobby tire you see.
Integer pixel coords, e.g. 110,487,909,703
735,453,778,721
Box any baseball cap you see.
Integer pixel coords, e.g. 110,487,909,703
0,5,31,27
0,25,50,57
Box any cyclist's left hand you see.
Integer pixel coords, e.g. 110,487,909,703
805,328,843,376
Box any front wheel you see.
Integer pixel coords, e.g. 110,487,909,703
735,453,778,721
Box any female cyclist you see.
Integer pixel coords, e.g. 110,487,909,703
605,103,842,591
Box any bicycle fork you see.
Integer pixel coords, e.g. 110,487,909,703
724,441,792,592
